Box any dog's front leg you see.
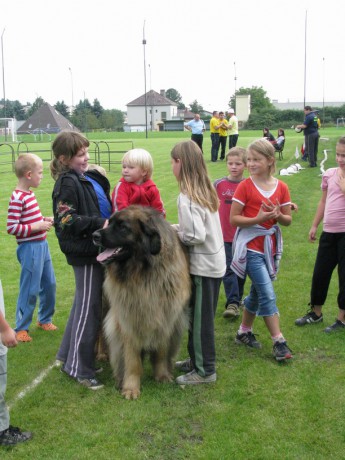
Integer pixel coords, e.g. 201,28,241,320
121,341,143,400
151,348,173,383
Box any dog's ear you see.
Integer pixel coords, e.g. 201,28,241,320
139,219,161,255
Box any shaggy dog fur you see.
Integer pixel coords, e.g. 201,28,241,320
93,205,190,399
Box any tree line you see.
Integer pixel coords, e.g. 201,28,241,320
0,97,124,132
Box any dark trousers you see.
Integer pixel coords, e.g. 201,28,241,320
219,136,227,159
57,264,104,379
187,275,222,376
311,231,345,310
305,131,319,167
223,242,245,306
229,134,239,149
211,133,220,161
191,133,204,153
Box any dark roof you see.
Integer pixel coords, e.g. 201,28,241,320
17,103,79,133
127,90,177,107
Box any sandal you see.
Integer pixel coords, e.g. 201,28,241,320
16,330,32,342
37,322,58,331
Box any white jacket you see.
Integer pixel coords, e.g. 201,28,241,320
174,193,226,278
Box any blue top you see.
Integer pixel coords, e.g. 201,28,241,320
185,118,206,134
86,175,112,218
303,112,318,135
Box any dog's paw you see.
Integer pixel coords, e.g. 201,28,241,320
122,388,141,400
155,373,173,383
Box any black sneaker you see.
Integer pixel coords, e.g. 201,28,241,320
324,319,345,333
273,341,293,361
76,377,104,390
295,310,323,326
235,331,262,349
175,358,194,373
0,426,32,446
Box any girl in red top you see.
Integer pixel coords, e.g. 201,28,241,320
112,149,165,216
230,139,293,361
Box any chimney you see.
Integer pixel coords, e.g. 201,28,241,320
160,89,165,97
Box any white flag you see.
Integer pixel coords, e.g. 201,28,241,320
294,146,299,159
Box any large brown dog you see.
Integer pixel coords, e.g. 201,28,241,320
93,205,190,400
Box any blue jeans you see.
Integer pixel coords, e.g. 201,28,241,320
210,133,220,161
244,251,278,317
223,242,245,307
15,241,56,331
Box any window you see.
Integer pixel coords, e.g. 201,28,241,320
161,111,167,120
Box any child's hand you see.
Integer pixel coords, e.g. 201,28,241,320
259,199,281,221
309,226,318,242
44,217,54,224
31,220,53,232
103,220,109,229
1,326,17,348
290,202,298,212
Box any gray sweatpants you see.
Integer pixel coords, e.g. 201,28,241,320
57,264,103,379
0,354,9,432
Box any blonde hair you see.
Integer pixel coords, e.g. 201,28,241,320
226,147,247,164
14,154,42,178
171,140,219,212
248,138,276,174
122,148,153,180
50,131,89,180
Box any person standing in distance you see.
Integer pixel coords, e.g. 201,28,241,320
296,106,319,168
184,113,206,153
228,108,239,149
210,111,221,162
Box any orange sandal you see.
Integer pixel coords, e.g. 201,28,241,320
16,330,32,342
37,322,58,331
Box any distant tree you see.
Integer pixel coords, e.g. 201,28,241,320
166,88,185,109
54,101,70,118
74,99,92,115
26,96,45,117
229,86,273,112
189,99,204,113
0,99,26,119
92,99,104,119
99,109,124,131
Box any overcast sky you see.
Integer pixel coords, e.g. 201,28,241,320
2,0,344,112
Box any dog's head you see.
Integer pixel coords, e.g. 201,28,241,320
93,206,162,266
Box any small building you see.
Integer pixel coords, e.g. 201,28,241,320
17,103,79,134
126,90,178,131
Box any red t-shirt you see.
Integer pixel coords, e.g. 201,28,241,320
214,177,243,242
233,177,291,253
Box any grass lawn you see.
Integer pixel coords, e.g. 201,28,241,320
0,128,345,459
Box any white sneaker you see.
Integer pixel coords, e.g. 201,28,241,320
176,370,216,385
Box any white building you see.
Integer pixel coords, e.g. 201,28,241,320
126,89,178,132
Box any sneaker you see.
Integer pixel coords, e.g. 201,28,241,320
176,370,216,385
273,341,293,361
223,303,240,319
37,322,58,331
175,358,194,373
16,330,32,342
0,425,32,446
235,331,262,349
323,319,345,333
76,377,104,390
295,310,323,326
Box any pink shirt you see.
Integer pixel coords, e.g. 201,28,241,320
322,168,345,233
213,177,243,242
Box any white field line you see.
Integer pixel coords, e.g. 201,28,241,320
8,360,61,410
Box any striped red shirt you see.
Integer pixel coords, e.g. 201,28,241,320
7,190,46,244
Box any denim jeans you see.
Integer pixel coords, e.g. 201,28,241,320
244,251,278,317
210,133,220,161
223,242,245,306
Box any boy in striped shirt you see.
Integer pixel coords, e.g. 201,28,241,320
7,154,57,342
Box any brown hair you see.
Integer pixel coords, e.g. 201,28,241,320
226,147,247,164
50,131,89,180
171,140,219,212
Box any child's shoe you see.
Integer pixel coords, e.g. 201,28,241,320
223,303,240,319
176,370,216,385
16,330,32,342
37,322,58,331
235,331,262,349
272,341,293,361
0,425,32,445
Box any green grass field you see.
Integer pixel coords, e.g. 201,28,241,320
0,128,345,459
